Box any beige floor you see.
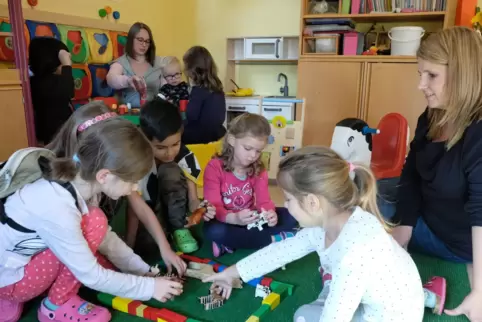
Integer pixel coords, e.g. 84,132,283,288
197,185,285,206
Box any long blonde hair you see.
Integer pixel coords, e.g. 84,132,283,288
217,113,271,177
277,146,392,232
417,26,482,149
44,101,153,183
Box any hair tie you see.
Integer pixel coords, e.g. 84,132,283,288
348,162,356,172
77,112,117,133
72,154,80,164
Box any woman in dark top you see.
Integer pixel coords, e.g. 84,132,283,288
378,27,482,320
181,46,226,144
29,37,74,145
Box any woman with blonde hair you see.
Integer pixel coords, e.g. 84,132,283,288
378,26,482,320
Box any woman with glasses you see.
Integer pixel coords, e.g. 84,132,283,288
107,22,163,108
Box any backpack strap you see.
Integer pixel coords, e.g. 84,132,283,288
0,200,36,233
0,181,81,234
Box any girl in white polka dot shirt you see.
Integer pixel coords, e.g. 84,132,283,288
205,146,425,322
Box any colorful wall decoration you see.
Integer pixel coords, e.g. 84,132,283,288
0,17,128,109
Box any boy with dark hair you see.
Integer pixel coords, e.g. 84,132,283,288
128,97,204,257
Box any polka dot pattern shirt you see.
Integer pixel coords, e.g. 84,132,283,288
236,207,424,321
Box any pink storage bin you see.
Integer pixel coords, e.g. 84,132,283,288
343,32,359,55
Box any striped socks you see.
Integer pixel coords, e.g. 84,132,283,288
272,231,296,243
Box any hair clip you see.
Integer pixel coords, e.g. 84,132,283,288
348,162,356,172
77,112,117,133
72,154,80,164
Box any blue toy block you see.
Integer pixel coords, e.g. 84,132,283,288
208,261,217,266
247,277,263,287
217,265,227,272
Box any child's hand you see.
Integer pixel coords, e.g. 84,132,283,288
210,280,233,300
237,209,258,225
203,203,216,222
153,277,183,302
129,76,146,91
202,265,241,300
58,49,72,66
263,208,278,227
161,250,187,276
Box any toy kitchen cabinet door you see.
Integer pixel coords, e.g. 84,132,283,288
264,121,303,180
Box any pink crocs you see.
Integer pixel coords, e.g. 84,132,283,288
212,241,233,258
424,276,446,315
37,295,111,322
0,299,23,322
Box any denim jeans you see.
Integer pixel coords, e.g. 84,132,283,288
376,177,469,263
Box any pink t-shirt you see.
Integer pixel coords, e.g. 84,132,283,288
203,158,276,222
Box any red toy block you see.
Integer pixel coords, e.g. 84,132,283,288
180,254,210,264
127,300,142,315
261,277,273,287
213,263,221,272
149,308,187,322
143,306,158,320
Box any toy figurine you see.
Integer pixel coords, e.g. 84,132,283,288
185,200,210,227
247,211,269,231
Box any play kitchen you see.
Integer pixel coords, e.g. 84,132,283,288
225,76,297,124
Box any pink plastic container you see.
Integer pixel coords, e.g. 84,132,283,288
343,32,359,55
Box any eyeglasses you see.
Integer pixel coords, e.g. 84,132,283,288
165,72,182,80
135,37,151,45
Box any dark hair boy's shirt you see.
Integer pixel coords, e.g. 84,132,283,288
138,144,201,209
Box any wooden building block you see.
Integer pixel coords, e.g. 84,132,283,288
269,280,294,296
127,300,143,315
157,319,168,322
96,292,115,307
136,304,148,317
112,296,131,313
271,283,289,300
262,292,280,310
151,308,188,322
252,304,271,319
260,277,273,287
246,316,260,322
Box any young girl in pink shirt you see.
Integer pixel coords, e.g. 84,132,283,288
203,113,298,257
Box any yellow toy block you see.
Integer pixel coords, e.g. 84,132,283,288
176,251,183,255
136,304,147,317
157,319,167,322
246,316,260,322
262,292,280,310
112,296,131,313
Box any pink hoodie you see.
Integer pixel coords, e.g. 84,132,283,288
203,158,275,222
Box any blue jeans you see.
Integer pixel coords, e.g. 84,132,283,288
377,177,469,263
203,207,298,250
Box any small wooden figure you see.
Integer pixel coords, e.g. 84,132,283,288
255,284,271,299
198,289,225,310
247,211,268,231
186,200,209,227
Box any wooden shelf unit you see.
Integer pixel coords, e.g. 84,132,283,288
299,0,457,57
303,11,447,22
296,0,458,147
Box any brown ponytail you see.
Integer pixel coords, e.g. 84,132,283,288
277,146,394,233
